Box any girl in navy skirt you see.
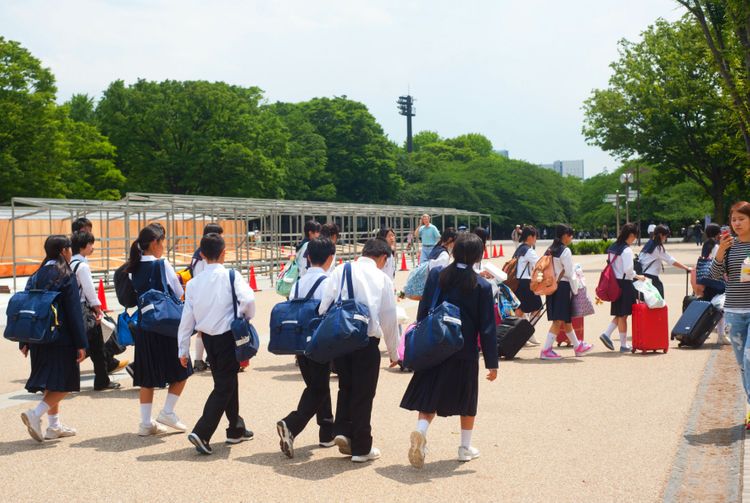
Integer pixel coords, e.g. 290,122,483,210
129,223,193,436
401,233,498,468
20,235,88,442
513,226,543,314
539,225,594,360
599,224,645,352
637,225,692,299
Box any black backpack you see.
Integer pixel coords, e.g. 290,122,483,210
114,263,138,308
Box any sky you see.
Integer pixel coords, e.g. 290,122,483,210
1,0,684,178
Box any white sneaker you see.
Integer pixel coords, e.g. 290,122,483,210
21,410,43,442
44,424,77,440
408,431,427,469
138,420,168,436
526,335,541,346
458,445,480,462
156,410,187,432
334,435,352,455
352,447,381,463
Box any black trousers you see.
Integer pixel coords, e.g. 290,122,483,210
333,337,381,456
192,331,245,443
644,274,665,299
282,355,334,441
87,324,110,389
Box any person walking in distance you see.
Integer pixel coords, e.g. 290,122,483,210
415,214,441,265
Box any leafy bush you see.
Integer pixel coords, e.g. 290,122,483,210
569,240,613,255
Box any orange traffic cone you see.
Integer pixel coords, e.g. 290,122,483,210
483,247,489,259
279,262,286,274
499,244,505,257
338,257,343,265
98,278,108,311
492,245,498,258
400,252,409,271
248,266,259,291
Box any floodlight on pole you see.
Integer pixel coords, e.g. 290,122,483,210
397,95,416,153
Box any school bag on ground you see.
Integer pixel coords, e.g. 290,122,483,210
305,263,370,364
403,286,464,371
275,259,299,297
631,302,669,354
497,309,545,359
268,276,327,355
229,269,260,362
595,254,622,302
671,300,722,349
529,253,562,296
403,262,430,300
114,262,138,308
4,273,63,345
137,260,184,338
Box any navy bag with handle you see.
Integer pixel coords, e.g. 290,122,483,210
404,285,464,371
116,309,138,346
305,262,370,364
269,276,327,355
4,273,63,345
229,269,260,362
137,260,183,338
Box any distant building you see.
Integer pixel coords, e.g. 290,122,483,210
495,149,509,158
540,160,584,179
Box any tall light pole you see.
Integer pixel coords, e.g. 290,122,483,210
636,166,642,245
620,172,634,223
615,189,621,236
397,95,416,153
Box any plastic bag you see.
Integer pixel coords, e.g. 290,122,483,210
633,279,665,309
710,293,725,311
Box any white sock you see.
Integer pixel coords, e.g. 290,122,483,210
163,393,179,414
566,331,580,347
48,414,60,429
194,336,205,360
460,429,473,448
543,333,556,351
140,403,153,425
619,332,628,347
605,322,617,337
34,401,50,417
416,419,430,435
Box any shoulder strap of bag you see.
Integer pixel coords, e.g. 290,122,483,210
71,259,82,273
229,269,239,320
304,276,327,301
338,262,354,302
430,284,442,310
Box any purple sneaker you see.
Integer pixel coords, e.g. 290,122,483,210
540,348,562,360
574,342,594,356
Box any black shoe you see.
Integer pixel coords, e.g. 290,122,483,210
193,360,208,372
125,363,135,379
226,429,254,444
188,432,212,455
94,381,121,391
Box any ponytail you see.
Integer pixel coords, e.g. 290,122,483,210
549,224,573,256
127,224,165,273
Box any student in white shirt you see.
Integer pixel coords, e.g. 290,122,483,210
191,223,224,372
513,226,543,317
376,227,397,280
637,225,692,299
71,231,121,391
177,233,255,455
277,238,337,458
296,220,321,278
319,239,400,463
320,223,340,273
427,227,458,271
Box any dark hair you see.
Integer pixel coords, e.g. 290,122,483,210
362,238,392,258
520,225,537,242
203,223,223,236
616,223,638,246
307,237,336,266
42,235,72,278
439,233,483,293
437,227,458,247
376,227,395,240
72,217,92,233
200,233,225,261
320,223,340,239
472,227,488,246
128,224,166,273
705,223,721,239
304,220,321,238
550,224,574,255
71,231,95,255
730,201,750,224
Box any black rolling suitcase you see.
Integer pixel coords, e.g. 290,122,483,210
682,271,699,313
671,300,722,348
497,309,545,360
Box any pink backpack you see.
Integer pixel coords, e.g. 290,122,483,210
595,253,622,302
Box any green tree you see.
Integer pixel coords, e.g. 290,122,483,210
66,93,95,124
583,18,746,222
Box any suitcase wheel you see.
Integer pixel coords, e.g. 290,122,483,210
663,348,668,354
631,348,636,354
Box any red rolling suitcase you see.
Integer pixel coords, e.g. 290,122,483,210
631,302,669,354
556,316,584,346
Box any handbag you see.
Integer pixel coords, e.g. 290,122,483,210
695,257,725,292
633,278,665,309
275,259,299,297
137,260,184,338
4,273,63,345
102,314,127,356
403,262,430,300
595,254,622,302
571,285,596,317
268,276,327,355
497,283,521,318
116,309,138,346
229,269,260,362
305,262,370,364
403,285,464,371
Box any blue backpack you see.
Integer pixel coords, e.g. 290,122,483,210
116,309,139,346
229,269,260,362
305,262,370,364
269,275,327,355
403,262,430,299
137,260,184,338
4,273,63,345
403,285,464,371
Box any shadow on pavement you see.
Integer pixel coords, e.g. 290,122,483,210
70,432,178,452
0,438,59,455
507,358,582,365
684,424,744,447
237,447,368,480
271,373,304,382
375,460,475,483
252,362,298,373
136,444,231,462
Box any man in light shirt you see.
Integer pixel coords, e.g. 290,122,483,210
319,239,400,463
177,233,255,455
415,214,441,264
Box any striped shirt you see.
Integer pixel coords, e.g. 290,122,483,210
710,239,750,310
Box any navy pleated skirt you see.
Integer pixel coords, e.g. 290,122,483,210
26,344,80,393
546,281,572,323
515,278,543,313
400,356,479,417
133,327,193,388
610,279,636,316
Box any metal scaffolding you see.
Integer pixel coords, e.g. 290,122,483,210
5,193,491,291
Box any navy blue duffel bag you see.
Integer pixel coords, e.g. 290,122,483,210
137,260,183,338
269,275,327,355
4,274,63,345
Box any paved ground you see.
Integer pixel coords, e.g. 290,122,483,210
0,240,744,502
